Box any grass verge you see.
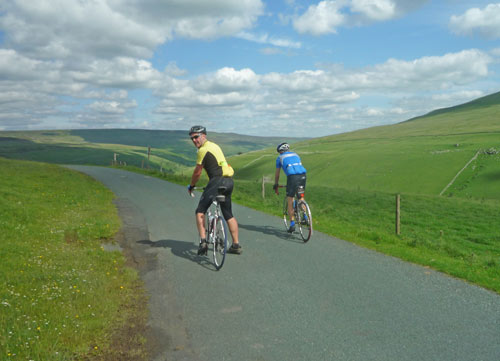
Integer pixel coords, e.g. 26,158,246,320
0,158,148,360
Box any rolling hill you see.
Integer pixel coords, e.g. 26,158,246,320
0,129,304,173
229,90,500,200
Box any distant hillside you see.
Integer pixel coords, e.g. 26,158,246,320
69,129,299,158
0,129,306,171
229,90,500,200
409,90,500,120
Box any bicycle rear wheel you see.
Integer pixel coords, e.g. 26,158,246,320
296,200,312,242
213,216,228,270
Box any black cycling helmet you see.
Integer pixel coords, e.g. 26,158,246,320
189,125,207,135
276,142,290,153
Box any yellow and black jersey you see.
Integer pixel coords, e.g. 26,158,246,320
196,140,234,179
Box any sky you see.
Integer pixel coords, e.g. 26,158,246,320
0,0,499,137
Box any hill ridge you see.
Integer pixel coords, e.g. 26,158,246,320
406,90,500,122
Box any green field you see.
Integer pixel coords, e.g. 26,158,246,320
0,157,147,360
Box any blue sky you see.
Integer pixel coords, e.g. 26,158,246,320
0,0,499,137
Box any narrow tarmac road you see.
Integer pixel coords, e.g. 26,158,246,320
69,166,500,361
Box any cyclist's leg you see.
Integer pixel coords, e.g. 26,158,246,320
195,212,206,239
297,174,307,221
195,179,218,240
226,218,241,253
221,178,241,253
286,175,300,222
285,176,297,232
300,174,307,200
287,196,294,221
282,195,291,230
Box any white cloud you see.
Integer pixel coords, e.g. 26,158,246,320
260,47,285,55
0,0,163,61
351,0,396,21
262,70,329,92
236,31,301,48
490,47,500,58
294,1,346,35
431,90,484,103
88,100,137,114
195,68,259,93
149,49,492,135
0,0,265,61
365,108,384,116
293,0,427,35
116,0,265,40
164,62,188,77
0,49,61,81
368,49,491,89
70,58,164,88
0,45,493,134
0,0,268,129
450,3,500,39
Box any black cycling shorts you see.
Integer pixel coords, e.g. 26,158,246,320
196,177,234,220
286,174,306,197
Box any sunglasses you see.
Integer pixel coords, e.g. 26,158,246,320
190,134,200,140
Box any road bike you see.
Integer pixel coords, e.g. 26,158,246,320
280,185,313,242
191,186,228,270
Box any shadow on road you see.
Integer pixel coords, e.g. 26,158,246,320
137,239,219,271
238,223,303,243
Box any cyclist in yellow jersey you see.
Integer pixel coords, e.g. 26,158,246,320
187,125,242,255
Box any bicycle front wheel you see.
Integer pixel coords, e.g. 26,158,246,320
296,200,312,242
213,216,228,270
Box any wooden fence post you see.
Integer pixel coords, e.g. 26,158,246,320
262,175,265,199
396,194,401,235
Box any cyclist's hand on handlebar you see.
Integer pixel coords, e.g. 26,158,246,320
273,183,279,195
187,184,195,197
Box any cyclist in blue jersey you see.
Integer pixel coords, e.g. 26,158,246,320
273,142,307,233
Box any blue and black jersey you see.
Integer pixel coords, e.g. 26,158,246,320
276,151,307,176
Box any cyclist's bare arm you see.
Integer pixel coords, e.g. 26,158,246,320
274,168,280,185
189,164,203,194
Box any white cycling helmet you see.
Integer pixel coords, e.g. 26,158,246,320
276,142,290,153
189,125,207,135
